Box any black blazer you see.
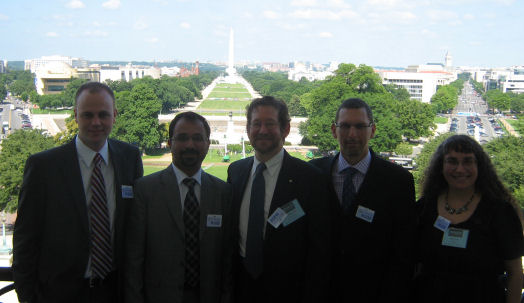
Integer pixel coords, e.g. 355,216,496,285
227,150,332,303
13,138,143,303
310,150,416,303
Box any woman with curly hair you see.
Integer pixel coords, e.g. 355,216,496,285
413,135,523,303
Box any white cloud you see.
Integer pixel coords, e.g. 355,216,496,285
84,30,109,37
290,8,359,20
463,13,475,20
66,0,85,9
0,13,9,21
102,0,121,9
134,17,148,30
180,22,191,29
427,9,458,21
390,11,416,22
263,10,280,19
93,21,101,27
493,0,515,4
46,32,59,37
318,31,333,38
146,37,159,43
327,0,351,8
290,0,317,7
290,9,341,20
277,23,307,30
421,28,437,38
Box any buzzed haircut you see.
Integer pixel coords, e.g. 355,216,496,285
335,98,374,123
246,96,291,131
75,82,115,107
169,111,211,140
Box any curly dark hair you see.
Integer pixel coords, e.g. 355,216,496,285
422,135,521,219
246,96,290,132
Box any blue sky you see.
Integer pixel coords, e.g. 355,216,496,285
0,0,522,67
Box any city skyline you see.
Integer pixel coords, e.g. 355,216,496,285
1,0,523,68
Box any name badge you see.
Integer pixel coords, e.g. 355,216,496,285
355,205,375,223
268,208,288,228
121,185,134,198
434,216,451,232
282,199,305,227
206,214,222,228
442,227,469,249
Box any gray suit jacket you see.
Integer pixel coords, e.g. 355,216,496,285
125,166,233,303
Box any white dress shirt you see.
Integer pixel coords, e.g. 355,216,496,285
239,148,284,257
171,163,203,210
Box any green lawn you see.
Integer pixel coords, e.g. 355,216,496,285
434,116,448,124
31,108,73,114
506,117,524,135
208,91,252,99
215,83,245,89
212,88,250,93
203,165,229,181
144,165,164,176
199,100,250,110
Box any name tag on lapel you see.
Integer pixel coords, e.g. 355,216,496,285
268,208,288,228
355,205,375,223
282,199,305,227
207,215,222,228
121,185,134,198
442,227,469,249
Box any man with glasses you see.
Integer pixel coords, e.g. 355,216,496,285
227,96,331,303
310,98,416,303
125,112,233,303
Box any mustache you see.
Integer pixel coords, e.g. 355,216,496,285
255,134,274,140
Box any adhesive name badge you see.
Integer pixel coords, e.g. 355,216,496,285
268,208,288,228
121,185,134,198
355,205,375,223
442,227,469,249
206,214,222,228
282,199,305,227
434,216,451,232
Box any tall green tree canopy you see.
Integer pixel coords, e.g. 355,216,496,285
0,129,56,211
112,84,162,151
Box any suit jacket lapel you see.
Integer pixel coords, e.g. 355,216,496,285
268,150,295,216
61,140,90,235
160,166,185,233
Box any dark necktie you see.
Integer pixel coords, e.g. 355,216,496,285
90,153,112,279
183,178,200,288
244,162,266,278
342,167,359,214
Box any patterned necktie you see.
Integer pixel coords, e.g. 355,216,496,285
90,153,112,279
183,178,200,288
244,162,266,278
342,167,359,214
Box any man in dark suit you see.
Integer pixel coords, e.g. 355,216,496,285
125,112,233,303
227,96,331,303
310,98,416,302
13,82,143,303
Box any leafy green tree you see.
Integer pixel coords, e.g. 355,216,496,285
112,84,162,152
394,142,413,156
431,85,457,113
513,185,524,209
484,90,510,112
54,114,78,145
0,129,55,212
509,92,524,113
413,133,453,198
396,99,436,141
484,136,523,193
384,84,410,102
0,83,7,101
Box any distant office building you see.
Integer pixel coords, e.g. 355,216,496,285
0,60,5,73
500,66,524,94
98,63,161,82
377,64,457,103
288,61,333,82
262,62,289,73
25,55,87,73
34,61,76,95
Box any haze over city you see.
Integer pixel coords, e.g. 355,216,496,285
1,0,523,67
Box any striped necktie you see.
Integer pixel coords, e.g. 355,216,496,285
90,153,112,279
342,167,358,214
183,178,200,288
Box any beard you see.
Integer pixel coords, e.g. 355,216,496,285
251,134,282,155
178,149,202,168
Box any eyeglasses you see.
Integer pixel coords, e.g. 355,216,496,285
334,122,373,131
443,157,477,169
171,134,207,143
250,121,279,130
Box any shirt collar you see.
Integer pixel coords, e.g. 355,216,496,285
337,149,371,175
171,163,202,186
252,148,284,177
76,135,109,167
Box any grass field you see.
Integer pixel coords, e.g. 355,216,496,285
208,91,252,99
506,116,524,135
434,116,448,124
198,100,250,110
31,108,73,114
215,83,245,89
